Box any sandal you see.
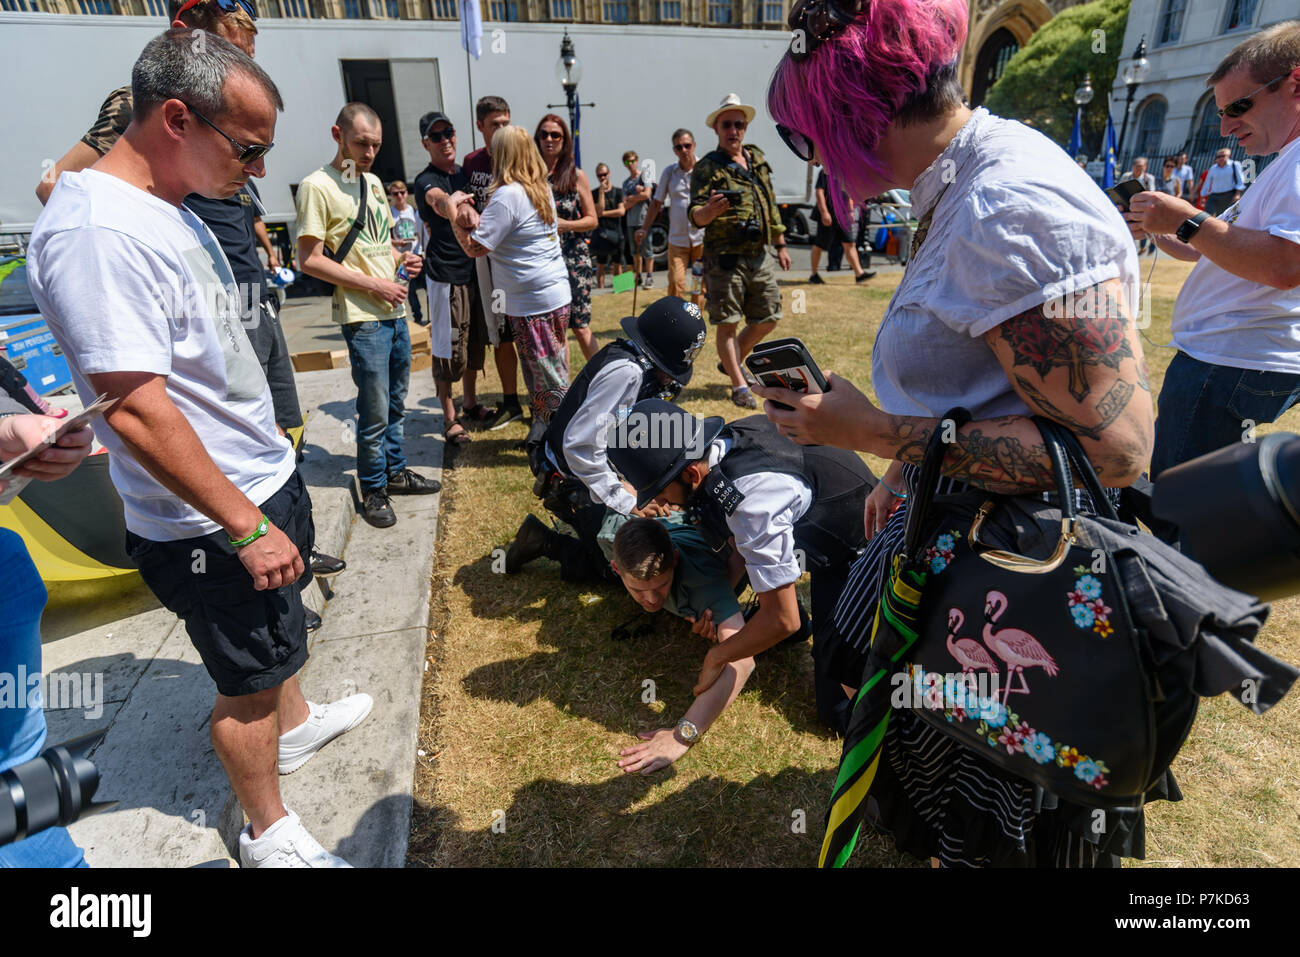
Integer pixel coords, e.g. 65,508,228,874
444,419,474,445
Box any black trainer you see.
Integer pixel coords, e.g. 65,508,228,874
505,514,552,573
310,549,347,576
361,488,396,528
304,607,322,632
386,468,441,495
855,270,877,283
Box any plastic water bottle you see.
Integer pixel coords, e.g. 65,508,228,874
690,260,703,296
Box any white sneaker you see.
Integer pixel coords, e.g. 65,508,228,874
239,809,352,868
278,693,373,774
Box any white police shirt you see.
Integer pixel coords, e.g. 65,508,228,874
561,357,642,515
705,438,812,593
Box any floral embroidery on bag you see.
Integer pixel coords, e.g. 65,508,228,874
1067,571,1113,637
924,530,961,574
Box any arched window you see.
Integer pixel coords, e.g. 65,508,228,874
1191,94,1222,156
1135,99,1167,158
971,28,1019,107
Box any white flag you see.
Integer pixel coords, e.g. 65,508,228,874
460,0,482,60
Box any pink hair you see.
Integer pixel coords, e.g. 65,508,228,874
768,0,968,224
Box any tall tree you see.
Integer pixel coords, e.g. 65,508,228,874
984,0,1131,159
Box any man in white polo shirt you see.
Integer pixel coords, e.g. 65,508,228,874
1127,20,1300,479
638,128,707,307
27,30,370,868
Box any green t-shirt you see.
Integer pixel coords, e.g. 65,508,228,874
294,166,402,325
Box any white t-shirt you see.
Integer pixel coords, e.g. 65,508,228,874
471,182,570,316
390,203,422,255
27,170,294,542
872,108,1139,419
654,163,705,248
1173,136,1300,374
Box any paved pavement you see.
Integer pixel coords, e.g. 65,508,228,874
42,351,445,867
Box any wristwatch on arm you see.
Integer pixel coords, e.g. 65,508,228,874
674,719,701,746
1176,211,1210,244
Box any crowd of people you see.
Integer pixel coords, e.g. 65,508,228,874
4,0,1299,871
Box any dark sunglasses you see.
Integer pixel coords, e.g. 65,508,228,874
1217,74,1289,119
787,0,862,62
672,141,695,151
389,188,407,195
719,119,748,131
424,127,455,143
776,123,814,162
185,103,273,163
538,130,564,141
175,0,258,20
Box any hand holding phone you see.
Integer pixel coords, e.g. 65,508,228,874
718,189,743,206
1106,178,1145,212
745,338,829,411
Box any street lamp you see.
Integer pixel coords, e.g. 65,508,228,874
1071,72,1094,160
1116,37,1149,160
554,30,582,132
1075,73,1095,108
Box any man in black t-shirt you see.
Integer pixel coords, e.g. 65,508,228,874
808,168,874,285
412,112,494,444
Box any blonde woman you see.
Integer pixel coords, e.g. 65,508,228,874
453,125,572,422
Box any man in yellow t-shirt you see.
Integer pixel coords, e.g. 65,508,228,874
296,102,440,528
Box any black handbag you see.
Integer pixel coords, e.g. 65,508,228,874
895,410,1219,807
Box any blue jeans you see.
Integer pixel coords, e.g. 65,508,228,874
1151,351,1300,479
342,319,410,491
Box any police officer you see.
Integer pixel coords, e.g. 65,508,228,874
690,94,791,410
505,297,708,582
607,399,875,732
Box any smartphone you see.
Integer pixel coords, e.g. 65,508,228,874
0,393,112,480
745,338,830,411
1105,178,1145,212
718,189,743,205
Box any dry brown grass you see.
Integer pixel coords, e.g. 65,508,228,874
408,258,1300,867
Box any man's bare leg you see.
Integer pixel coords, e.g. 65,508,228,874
493,341,519,403
716,322,746,390
736,320,777,365
212,685,290,838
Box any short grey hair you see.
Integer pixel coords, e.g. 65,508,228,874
132,28,282,119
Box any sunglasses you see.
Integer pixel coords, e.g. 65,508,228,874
185,103,273,163
1218,74,1289,119
175,0,258,20
424,127,455,143
776,123,814,162
672,142,695,151
538,130,564,141
389,189,407,195
719,120,748,131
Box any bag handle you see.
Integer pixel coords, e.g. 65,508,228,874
900,406,971,563
1034,418,1121,522
968,421,1078,573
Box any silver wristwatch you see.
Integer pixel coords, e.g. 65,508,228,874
674,719,701,745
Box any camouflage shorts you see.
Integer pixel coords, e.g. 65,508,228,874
702,251,782,326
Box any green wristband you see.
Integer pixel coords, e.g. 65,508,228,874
228,514,270,548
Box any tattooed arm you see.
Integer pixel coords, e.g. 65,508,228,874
753,278,1154,493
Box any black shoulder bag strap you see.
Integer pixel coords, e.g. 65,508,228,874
324,172,369,265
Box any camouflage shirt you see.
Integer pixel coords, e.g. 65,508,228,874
82,86,134,156
688,143,786,256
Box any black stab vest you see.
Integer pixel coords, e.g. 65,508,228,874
689,416,875,571
543,340,662,477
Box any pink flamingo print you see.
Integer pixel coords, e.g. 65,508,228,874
982,591,1059,703
945,608,999,675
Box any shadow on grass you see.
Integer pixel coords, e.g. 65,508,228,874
407,766,913,867
453,550,832,739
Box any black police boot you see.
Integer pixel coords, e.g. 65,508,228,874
506,514,556,573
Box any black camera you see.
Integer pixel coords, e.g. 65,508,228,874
739,218,765,241
0,731,115,849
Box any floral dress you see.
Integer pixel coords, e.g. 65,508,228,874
554,188,594,331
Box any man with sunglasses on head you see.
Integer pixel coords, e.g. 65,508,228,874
27,29,370,868
1126,21,1300,479
690,94,791,411
638,129,706,308
33,0,346,596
